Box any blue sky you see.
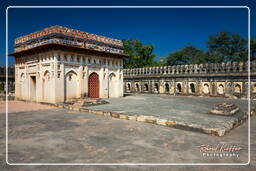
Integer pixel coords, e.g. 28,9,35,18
0,0,255,66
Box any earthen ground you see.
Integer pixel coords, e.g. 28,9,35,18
0,99,255,171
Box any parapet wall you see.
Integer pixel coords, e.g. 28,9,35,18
124,61,256,77
123,61,256,99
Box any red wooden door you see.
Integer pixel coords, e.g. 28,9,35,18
88,73,99,98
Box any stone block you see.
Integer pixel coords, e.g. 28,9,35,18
166,121,177,127
111,113,120,118
156,118,168,126
128,115,137,121
119,114,128,120
137,115,147,122
103,112,111,117
145,116,157,124
80,108,89,112
73,107,80,111
95,111,104,115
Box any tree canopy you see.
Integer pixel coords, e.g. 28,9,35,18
122,32,255,68
165,31,254,65
123,39,159,69
207,31,247,62
166,46,206,65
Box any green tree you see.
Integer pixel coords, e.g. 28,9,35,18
123,39,157,68
207,31,247,62
251,38,256,61
166,45,206,65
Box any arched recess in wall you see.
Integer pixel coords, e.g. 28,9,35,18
144,83,149,92
135,83,140,92
165,83,170,93
176,83,182,93
108,73,117,98
190,83,196,93
253,84,256,93
203,84,210,94
126,83,131,91
154,83,159,93
234,84,241,93
20,73,26,98
217,84,225,95
126,83,131,92
42,70,51,102
65,70,78,101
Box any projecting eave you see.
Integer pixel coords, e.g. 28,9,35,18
8,43,129,59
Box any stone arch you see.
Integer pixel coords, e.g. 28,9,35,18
144,83,149,92
234,84,242,93
217,84,225,95
190,83,196,93
64,70,78,101
203,83,210,94
165,83,170,93
108,73,118,98
176,83,182,93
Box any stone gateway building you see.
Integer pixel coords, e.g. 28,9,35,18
9,26,127,103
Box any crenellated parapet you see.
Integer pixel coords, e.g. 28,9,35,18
123,61,256,77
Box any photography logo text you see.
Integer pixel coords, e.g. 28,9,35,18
198,144,241,158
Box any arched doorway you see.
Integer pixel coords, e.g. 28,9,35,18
108,73,117,98
88,72,99,98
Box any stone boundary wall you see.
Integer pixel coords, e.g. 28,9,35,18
123,61,256,99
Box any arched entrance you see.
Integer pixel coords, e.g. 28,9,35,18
88,72,99,98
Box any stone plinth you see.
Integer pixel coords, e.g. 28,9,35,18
210,102,239,116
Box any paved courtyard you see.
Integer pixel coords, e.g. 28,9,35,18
0,97,256,170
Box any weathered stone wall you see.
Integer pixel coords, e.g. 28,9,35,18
123,61,256,99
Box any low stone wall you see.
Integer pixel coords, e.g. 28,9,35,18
123,61,256,99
